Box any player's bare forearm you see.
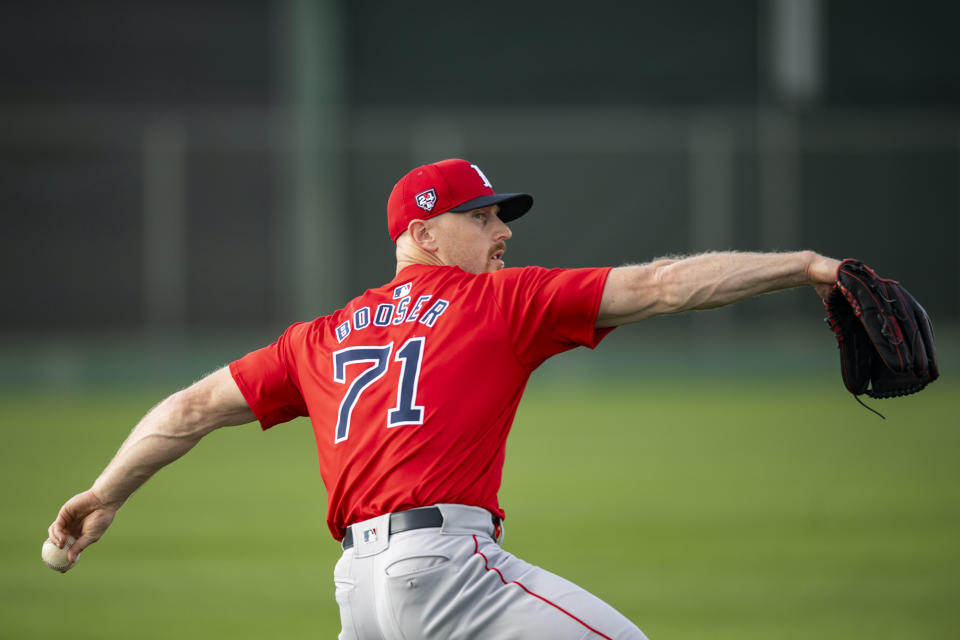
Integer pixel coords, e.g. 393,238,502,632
93,366,254,506
48,367,255,560
596,250,841,327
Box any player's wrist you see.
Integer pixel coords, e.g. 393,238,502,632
803,252,840,286
89,484,125,511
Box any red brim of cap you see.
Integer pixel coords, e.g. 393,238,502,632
448,193,533,222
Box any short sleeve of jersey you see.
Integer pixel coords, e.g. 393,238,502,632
490,266,615,368
228,322,310,430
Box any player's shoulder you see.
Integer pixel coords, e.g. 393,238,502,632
278,317,324,343
486,265,614,300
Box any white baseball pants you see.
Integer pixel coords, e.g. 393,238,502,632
334,504,648,640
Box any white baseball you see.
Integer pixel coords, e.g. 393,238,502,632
41,535,78,572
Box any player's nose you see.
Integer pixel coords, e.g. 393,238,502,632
492,215,512,241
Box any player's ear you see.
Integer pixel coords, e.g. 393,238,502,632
409,219,438,252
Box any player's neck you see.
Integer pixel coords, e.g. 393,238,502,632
395,240,445,275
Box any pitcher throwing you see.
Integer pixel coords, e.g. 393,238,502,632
48,158,845,639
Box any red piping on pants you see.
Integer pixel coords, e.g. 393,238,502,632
471,535,614,640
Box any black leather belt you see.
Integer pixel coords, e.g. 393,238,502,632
342,506,444,550
342,506,501,550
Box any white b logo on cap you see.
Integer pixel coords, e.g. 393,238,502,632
470,164,492,188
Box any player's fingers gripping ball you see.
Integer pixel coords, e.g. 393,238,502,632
41,535,78,573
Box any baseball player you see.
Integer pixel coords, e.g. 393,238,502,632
48,158,842,639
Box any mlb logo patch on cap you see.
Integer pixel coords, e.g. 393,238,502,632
415,189,437,212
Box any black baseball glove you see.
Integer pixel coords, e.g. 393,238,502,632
824,259,938,401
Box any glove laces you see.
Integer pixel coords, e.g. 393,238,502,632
854,395,886,419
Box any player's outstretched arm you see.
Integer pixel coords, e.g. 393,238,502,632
596,250,841,327
47,366,255,564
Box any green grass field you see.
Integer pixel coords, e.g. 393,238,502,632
3,373,957,639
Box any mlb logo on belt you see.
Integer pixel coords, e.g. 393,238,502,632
415,188,437,212
362,528,377,544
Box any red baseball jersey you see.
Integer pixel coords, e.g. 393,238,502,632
229,264,614,540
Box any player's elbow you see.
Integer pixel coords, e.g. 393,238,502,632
157,387,221,440
647,264,696,315
598,265,672,326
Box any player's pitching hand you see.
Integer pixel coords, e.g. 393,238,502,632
48,489,118,565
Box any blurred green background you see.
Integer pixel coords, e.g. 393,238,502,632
2,1,958,638
3,355,958,639
3,328,957,639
